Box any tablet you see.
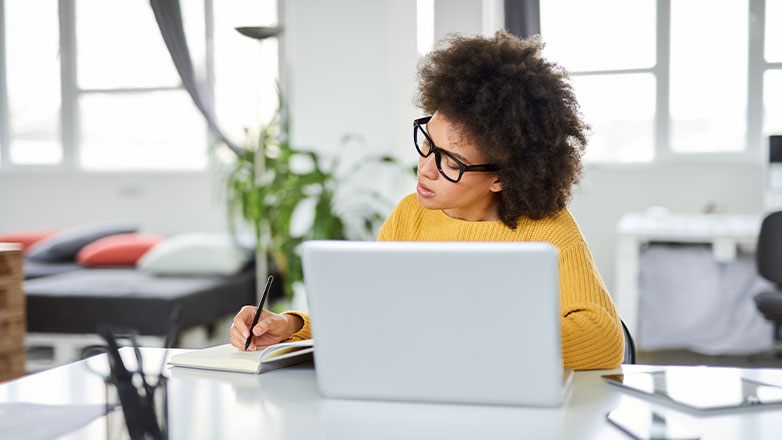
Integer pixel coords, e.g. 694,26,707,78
606,406,700,440
602,368,782,412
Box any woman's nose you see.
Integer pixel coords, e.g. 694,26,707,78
418,154,439,180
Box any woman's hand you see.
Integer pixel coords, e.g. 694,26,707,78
229,306,299,351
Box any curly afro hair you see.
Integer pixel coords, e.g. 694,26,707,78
416,30,589,229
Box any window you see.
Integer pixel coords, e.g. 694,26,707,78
669,0,747,153
765,0,782,137
540,0,777,163
0,0,278,171
4,0,61,165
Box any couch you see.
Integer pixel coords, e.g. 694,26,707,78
1,222,265,370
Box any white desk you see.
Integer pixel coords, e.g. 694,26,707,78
614,212,761,339
2,348,782,439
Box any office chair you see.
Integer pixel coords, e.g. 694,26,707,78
753,211,782,351
621,319,636,364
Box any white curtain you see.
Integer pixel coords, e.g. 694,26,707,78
638,244,774,355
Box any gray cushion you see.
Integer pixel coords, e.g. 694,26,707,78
26,221,138,263
24,259,82,279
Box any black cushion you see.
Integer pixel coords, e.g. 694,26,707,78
754,291,782,322
25,267,255,335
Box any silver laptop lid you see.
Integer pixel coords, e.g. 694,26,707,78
302,240,565,407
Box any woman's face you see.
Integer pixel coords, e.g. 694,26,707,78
416,112,502,222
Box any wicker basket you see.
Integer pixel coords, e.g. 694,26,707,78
0,243,25,382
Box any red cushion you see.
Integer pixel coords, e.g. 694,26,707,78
77,233,165,267
0,230,59,253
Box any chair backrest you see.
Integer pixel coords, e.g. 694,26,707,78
757,211,782,286
621,319,636,364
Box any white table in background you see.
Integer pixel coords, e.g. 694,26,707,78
2,348,782,439
614,211,761,339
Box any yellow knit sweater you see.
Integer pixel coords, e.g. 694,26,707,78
285,193,624,370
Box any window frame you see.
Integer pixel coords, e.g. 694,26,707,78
551,0,777,166
0,0,220,174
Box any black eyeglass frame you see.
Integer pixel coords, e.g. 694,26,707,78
413,116,499,183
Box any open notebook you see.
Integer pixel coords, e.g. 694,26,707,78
168,339,313,374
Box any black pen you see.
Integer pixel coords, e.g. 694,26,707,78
245,275,274,351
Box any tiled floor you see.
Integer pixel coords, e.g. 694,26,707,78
638,349,782,368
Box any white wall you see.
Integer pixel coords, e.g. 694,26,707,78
435,0,483,43
0,0,767,296
282,0,421,213
0,171,228,235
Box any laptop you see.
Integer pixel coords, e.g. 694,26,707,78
301,240,573,407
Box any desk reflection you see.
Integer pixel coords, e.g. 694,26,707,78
167,363,321,438
319,398,564,440
168,363,567,440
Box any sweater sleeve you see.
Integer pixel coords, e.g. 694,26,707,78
558,242,624,370
282,310,312,341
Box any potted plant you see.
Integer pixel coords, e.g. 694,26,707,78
223,94,407,308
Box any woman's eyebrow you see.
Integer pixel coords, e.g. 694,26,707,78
429,126,470,163
441,131,471,163
438,144,470,163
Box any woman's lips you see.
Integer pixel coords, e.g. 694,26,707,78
417,182,435,198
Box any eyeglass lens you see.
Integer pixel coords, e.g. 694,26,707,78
414,123,464,182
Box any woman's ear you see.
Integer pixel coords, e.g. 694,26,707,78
490,177,503,193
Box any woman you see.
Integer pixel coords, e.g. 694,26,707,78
229,30,624,370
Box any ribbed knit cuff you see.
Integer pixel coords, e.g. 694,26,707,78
281,310,311,341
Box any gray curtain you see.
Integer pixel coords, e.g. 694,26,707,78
504,0,540,38
149,0,245,156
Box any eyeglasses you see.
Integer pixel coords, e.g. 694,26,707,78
414,116,499,183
